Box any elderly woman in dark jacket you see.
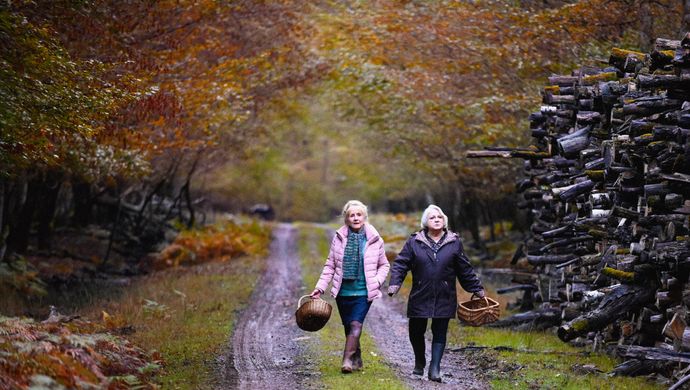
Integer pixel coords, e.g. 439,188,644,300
387,204,485,382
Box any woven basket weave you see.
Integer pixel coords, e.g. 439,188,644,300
295,295,332,332
457,296,500,326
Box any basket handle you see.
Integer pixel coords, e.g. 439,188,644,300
298,294,316,310
470,293,489,306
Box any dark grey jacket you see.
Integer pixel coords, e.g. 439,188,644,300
389,230,483,318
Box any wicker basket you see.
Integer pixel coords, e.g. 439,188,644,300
295,295,332,332
457,296,500,326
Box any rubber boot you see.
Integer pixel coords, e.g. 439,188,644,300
428,342,445,382
410,331,426,375
341,335,357,373
351,321,363,370
353,346,363,371
341,321,362,373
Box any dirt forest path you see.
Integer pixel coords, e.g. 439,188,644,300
216,223,318,390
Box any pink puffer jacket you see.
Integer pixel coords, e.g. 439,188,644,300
315,224,390,301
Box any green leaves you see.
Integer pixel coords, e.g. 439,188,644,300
0,10,133,179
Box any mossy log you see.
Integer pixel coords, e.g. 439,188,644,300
557,284,656,341
581,72,618,86
601,266,636,283
548,75,578,86
510,150,552,159
616,345,690,364
526,254,579,265
489,308,561,330
557,135,590,158
622,98,683,116
610,206,641,220
654,38,680,51
557,179,595,201
466,150,512,158
610,359,676,377
541,224,574,239
538,235,594,253
585,170,605,181
544,93,576,105
609,48,646,70
638,74,690,89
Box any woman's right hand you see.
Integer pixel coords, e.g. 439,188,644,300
309,288,322,299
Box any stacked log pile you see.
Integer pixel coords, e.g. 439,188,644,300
468,34,690,378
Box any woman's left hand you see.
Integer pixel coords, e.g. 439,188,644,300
473,290,486,298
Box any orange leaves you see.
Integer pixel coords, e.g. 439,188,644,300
0,315,160,388
154,219,271,269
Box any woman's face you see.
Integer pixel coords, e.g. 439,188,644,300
346,207,365,231
426,210,445,232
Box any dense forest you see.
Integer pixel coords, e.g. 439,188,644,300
2,0,690,386
2,0,686,265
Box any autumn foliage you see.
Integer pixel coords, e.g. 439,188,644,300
0,315,160,389
154,220,271,269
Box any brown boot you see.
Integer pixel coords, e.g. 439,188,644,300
342,321,363,373
341,334,357,373
353,347,363,370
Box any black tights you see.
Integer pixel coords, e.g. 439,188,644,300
343,321,363,337
409,318,450,344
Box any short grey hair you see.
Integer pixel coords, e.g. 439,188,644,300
342,200,368,223
420,204,448,229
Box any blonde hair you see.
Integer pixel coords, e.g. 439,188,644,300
420,204,448,229
342,200,368,224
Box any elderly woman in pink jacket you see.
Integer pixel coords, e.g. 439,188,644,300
309,200,390,373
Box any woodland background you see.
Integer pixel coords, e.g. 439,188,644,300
3,1,690,388
1,0,689,263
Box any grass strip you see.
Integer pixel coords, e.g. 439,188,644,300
79,255,266,389
448,325,666,389
297,223,406,390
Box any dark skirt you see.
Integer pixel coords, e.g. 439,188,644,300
336,295,372,325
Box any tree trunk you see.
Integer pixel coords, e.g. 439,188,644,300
7,177,39,254
484,200,496,242
682,0,690,35
639,0,654,52
462,196,484,252
0,178,6,262
72,179,93,227
37,175,62,251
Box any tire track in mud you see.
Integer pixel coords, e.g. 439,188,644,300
216,223,318,390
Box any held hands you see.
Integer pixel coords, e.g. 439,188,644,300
387,285,400,297
473,289,486,299
309,288,322,299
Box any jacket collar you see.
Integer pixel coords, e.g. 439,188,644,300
336,223,380,243
413,229,457,249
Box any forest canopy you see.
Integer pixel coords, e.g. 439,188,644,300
0,0,687,259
